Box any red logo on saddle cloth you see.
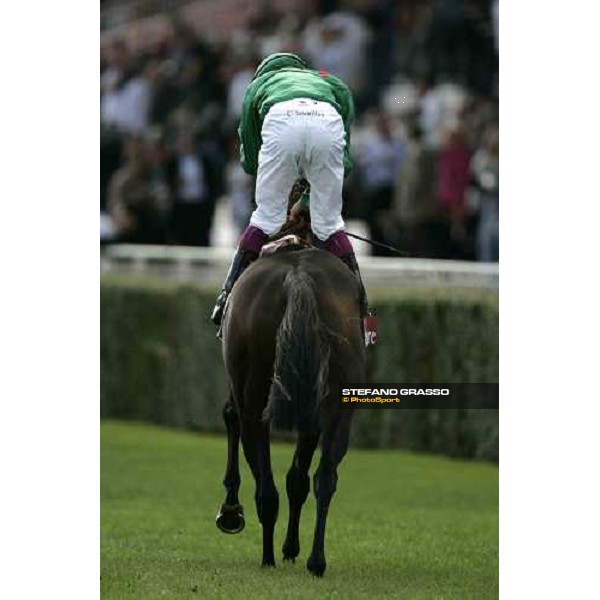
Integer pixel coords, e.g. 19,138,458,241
318,69,329,77
364,314,378,347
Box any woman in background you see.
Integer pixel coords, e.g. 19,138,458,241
435,125,471,259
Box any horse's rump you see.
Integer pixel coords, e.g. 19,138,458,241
223,248,365,431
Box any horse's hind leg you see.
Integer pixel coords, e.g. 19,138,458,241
215,396,245,534
307,412,352,577
282,431,320,562
241,419,280,567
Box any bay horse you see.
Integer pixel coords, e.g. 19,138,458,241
215,220,366,577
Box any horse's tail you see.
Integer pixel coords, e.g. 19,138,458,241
266,267,329,434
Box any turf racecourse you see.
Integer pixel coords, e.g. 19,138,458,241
101,421,498,599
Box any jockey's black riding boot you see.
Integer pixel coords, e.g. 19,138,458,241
211,247,258,327
340,252,371,320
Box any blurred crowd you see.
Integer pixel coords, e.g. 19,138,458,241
101,0,499,262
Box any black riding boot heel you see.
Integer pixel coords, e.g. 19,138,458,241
211,248,258,329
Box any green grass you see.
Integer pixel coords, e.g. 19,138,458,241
101,421,498,599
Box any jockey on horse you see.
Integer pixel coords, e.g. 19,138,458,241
211,52,372,337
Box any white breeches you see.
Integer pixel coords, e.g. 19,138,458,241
249,98,346,241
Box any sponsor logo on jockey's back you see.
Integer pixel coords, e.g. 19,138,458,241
286,108,325,117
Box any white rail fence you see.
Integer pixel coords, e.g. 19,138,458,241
101,244,499,290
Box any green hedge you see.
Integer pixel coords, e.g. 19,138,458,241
101,275,498,460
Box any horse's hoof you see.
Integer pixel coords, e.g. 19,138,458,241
282,538,299,562
215,503,245,534
261,558,276,568
307,554,326,577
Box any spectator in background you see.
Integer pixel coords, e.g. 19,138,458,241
101,45,155,135
150,29,225,129
436,125,471,258
226,54,258,126
225,133,254,237
107,135,166,244
151,49,224,130
302,10,369,99
392,123,438,257
417,77,444,149
176,51,217,115
471,123,499,261
357,110,405,256
167,130,223,246
146,126,172,217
